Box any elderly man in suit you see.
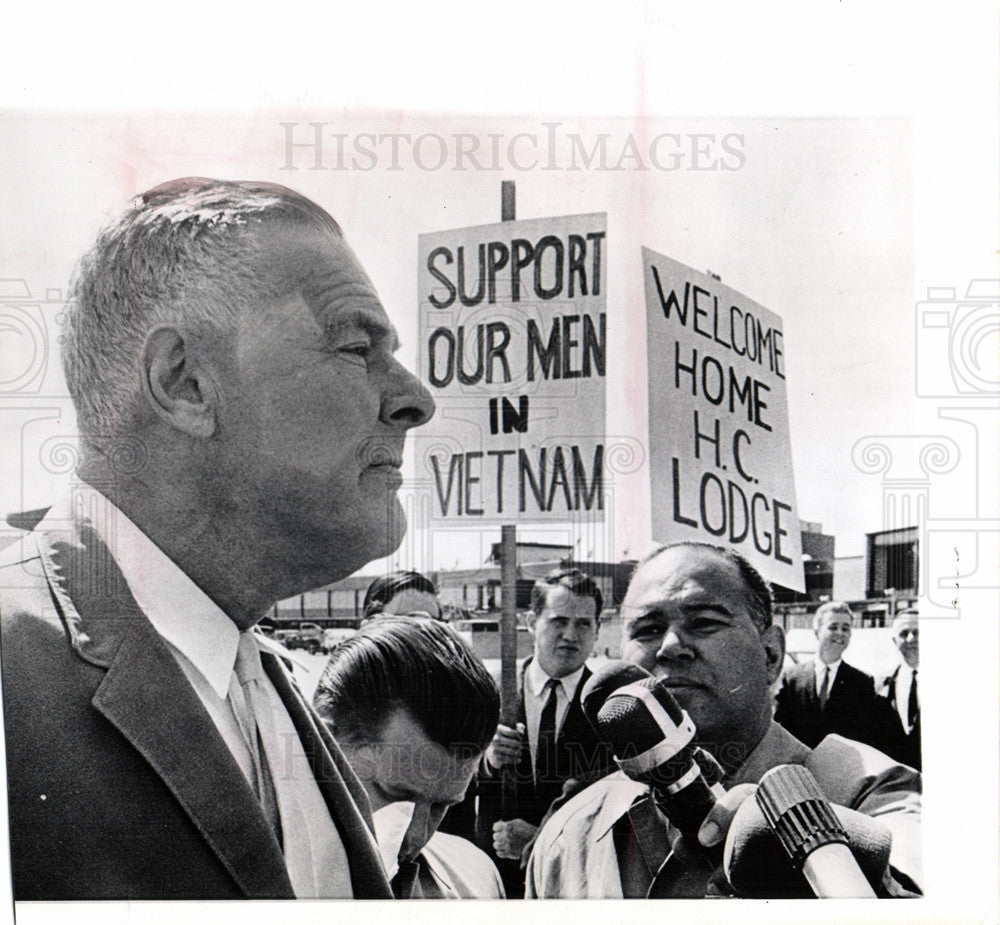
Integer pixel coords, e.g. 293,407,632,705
774,601,902,753
527,543,922,899
473,567,612,897
878,610,921,770
0,178,434,900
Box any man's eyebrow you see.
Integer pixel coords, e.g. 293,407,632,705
624,609,667,625
678,601,734,618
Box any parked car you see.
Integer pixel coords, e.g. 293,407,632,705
321,627,356,653
283,622,324,654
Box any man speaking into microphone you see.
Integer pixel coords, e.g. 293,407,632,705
526,543,922,898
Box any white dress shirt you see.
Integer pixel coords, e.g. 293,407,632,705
814,658,842,697
893,663,918,733
72,484,352,897
523,660,586,769
373,803,504,898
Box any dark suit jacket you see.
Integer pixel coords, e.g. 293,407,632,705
877,665,921,770
0,511,392,900
774,658,904,755
471,659,613,896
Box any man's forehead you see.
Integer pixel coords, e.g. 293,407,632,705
255,222,380,304
378,711,478,796
540,585,596,617
247,222,398,343
625,547,743,607
818,610,852,628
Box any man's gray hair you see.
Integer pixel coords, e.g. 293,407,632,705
63,178,343,444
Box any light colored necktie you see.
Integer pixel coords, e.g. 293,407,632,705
232,632,282,844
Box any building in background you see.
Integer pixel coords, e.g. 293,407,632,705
861,526,919,625
267,525,919,640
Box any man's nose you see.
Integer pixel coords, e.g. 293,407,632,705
656,626,694,661
381,361,435,428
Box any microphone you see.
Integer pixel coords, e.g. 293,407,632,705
580,661,653,735
595,677,724,838
751,764,878,897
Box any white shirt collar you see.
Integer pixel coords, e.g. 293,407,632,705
815,657,842,680
70,482,240,698
525,658,586,700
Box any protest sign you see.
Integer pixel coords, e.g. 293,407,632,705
418,213,607,523
644,248,804,590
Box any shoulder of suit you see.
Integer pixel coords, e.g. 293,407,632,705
839,660,877,688
533,771,641,852
424,831,498,872
780,659,812,685
840,660,872,677
0,526,43,568
809,732,920,794
0,526,59,632
874,665,901,695
878,664,900,687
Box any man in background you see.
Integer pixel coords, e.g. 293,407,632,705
528,543,922,898
474,567,612,897
0,178,434,899
774,601,903,752
878,610,921,770
360,569,443,621
314,616,503,898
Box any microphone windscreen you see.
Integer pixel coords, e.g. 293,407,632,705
580,662,653,734
596,678,688,759
724,796,891,897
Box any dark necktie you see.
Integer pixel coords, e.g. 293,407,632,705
907,670,918,729
535,678,560,786
818,665,831,710
391,856,423,898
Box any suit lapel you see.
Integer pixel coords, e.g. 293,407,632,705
558,665,591,743
37,517,294,898
886,665,902,709
803,662,822,710
93,621,294,897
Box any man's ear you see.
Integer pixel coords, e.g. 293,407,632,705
761,625,786,685
141,325,218,438
525,610,538,637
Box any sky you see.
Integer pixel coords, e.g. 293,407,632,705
0,112,952,574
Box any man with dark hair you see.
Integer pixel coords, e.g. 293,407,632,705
0,178,434,899
774,601,903,752
361,569,443,621
474,567,612,897
528,543,922,898
313,617,503,898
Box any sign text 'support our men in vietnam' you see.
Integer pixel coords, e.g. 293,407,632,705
418,213,607,524
643,248,804,591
